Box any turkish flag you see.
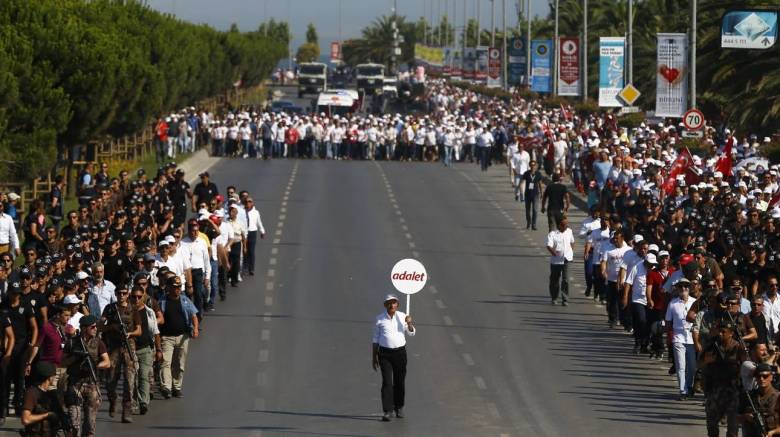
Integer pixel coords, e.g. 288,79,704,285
662,148,699,194
715,136,735,176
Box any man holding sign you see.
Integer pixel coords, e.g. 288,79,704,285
372,294,415,422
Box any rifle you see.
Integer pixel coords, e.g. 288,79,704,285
48,389,76,437
725,310,768,436
77,335,101,401
111,303,138,365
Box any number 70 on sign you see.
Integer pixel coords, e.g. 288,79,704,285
683,109,705,131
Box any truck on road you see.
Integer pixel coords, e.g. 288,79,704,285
297,62,328,98
355,63,385,95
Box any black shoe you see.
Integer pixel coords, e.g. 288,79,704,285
584,290,591,297
395,408,404,418
381,412,392,422
249,271,255,276
172,389,182,398
220,293,226,301
160,389,171,400
532,226,537,230
551,300,556,305
561,301,568,306
140,404,148,415
526,224,531,229
668,364,676,375
515,194,519,201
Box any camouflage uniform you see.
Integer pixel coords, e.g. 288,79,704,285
65,336,104,437
741,387,780,437
703,339,742,437
102,303,137,416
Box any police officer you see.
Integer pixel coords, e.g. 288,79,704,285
167,169,191,228
100,284,141,423
64,315,110,437
700,319,745,436
20,362,65,437
371,294,415,422
739,362,780,437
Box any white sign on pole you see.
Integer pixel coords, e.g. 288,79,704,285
655,33,688,118
390,258,427,314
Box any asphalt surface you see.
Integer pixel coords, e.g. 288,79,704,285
81,156,706,437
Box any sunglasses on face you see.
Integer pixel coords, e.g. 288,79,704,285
759,373,773,380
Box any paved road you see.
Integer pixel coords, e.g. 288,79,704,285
84,157,707,437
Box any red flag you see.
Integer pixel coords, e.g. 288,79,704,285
715,136,734,176
662,148,698,194
770,191,780,208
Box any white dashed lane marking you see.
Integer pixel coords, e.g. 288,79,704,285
452,334,463,345
261,329,270,341
462,353,475,366
475,376,487,390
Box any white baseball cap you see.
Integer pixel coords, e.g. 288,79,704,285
645,253,658,264
384,294,399,303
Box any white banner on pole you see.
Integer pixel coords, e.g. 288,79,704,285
655,33,688,118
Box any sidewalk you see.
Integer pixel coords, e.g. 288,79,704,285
179,148,222,185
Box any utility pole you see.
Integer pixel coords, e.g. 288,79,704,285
477,0,481,46
463,0,467,58
491,0,496,47
691,0,697,108
287,0,292,71
583,0,588,100
502,0,507,89
627,0,633,84
553,0,559,95
391,0,399,74
338,0,343,44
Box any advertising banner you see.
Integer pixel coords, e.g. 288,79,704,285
414,44,444,67
508,37,527,86
474,46,489,83
330,42,341,62
721,10,777,49
530,40,552,93
558,37,580,96
463,48,476,79
487,47,502,88
598,37,625,107
655,33,688,118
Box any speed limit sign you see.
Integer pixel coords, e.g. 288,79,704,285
683,109,705,131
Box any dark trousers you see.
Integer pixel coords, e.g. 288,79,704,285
525,195,538,228
244,231,257,274
218,266,227,298
547,210,563,233
584,255,594,293
191,268,204,316
631,302,649,348
229,243,241,286
549,261,569,303
1,345,26,418
379,347,407,413
606,281,620,323
478,147,489,171
593,269,607,301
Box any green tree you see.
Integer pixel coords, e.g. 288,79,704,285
296,42,320,63
306,23,318,45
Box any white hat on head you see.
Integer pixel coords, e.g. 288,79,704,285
645,253,658,264
384,294,399,303
633,234,644,243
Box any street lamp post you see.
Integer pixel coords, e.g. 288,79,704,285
691,0,697,108
627,0,633,84
502,0,507,89
491,0,496,47
526,0,531,88
583,0,588,101
553,0,559,95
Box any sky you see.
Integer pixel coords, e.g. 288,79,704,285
147,0,551,54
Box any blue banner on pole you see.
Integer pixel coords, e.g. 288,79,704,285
530,40,552,93
598,37,625,107
508,37,527,86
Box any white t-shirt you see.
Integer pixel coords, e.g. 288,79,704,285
625,262,649,306
665,296,696,344
547,228,575,265
602,243,630,282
